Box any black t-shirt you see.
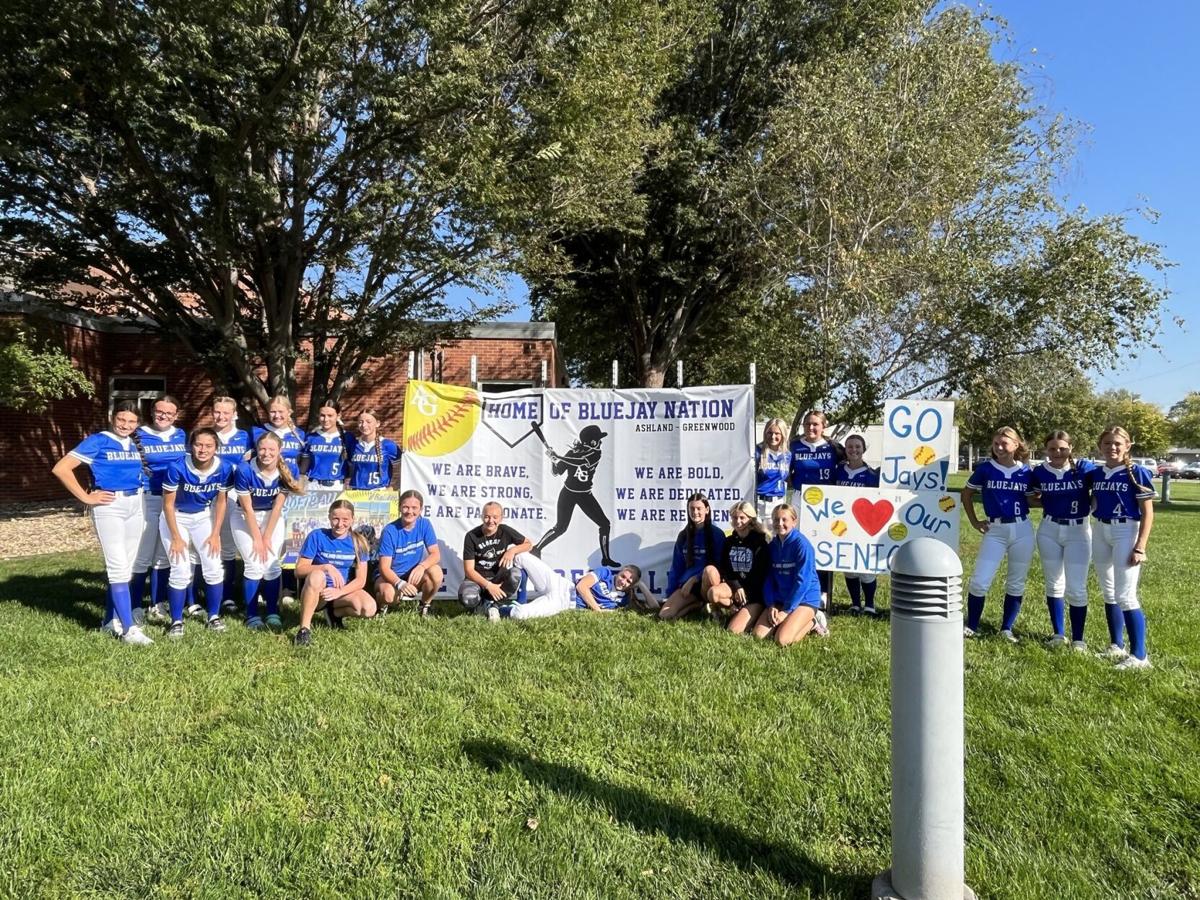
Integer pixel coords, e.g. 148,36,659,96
463,523,527,581
719,529,770,600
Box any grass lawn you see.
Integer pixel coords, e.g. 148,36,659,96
1,488,1198,898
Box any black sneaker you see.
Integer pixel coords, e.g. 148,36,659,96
294,627,312,647
221,598,238,615
324,604,345,629
166,621,185,640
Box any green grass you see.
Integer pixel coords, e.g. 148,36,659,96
2,496,1199,898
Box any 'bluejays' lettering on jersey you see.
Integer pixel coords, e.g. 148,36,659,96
162,458,233,514
214,427,251,463
965,459,1033,520
303,430,347,482
300,528,367,586
575,566,628,610
1029,460,1095,519
666,524,726,594
755,446,791,499
377,517,438,576
346,435,400,489
764,529,821,612
252,425,306,475
69,432,145,493
1088,465,1157,520
232,460,283,511
788,439,839,489
136,425,187,495
835,464,881,489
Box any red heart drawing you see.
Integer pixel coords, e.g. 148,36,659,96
852,498,894,536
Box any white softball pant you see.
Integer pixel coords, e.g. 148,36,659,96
1092,520,1144,611
1036,519,1092,606
967,518,1034,596
509,552,575,619
159,509,225,589
91,493,145,583
230,507,285,581
133,493,170,572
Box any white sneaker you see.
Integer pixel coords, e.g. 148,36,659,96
100,617,125,638
1115,655,1151,671
121,625,155,646
813,610,829,637
131,606,146,626
999,629,1018,644
963,626,977,638
1045,634,1068,648
1070,640,1088,653
486,604,501,623
1100,643,1129,660
146,602,170,625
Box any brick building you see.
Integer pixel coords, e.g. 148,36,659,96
1,294,562,502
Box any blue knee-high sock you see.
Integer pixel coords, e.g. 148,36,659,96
966,594,985,630
111,582,133,630
1046,597,1065,636
1001,594,1023,631
282,569,297,593
168,585,187,624
243,577,262,620
863,579,878,608
103,584,117,626
1068,604,1087,642
151,567,169,608
1104,603,1124,649
191,565,203,606
223,560,238,607
1123,609,1147,660
262,577,281,617
845,577,862,607
204,581,224,618
128,570,148,608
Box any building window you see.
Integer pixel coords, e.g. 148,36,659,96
478,380,536,394
110,375,166,420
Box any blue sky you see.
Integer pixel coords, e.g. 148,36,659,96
474,2,1197,410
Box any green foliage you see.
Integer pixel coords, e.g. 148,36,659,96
0,323,93,412
1093,389,1171,457
1167,392,1200,449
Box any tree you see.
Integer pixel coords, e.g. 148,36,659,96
0,0,690,425
1167,392,1200,449
1093,390,1170,458
0,322,94,413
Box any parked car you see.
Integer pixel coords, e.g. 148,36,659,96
1158,460,1186,475
1179,462,1200,480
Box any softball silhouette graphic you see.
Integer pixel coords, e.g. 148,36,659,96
913,445,937,466
802,486,823,506
831,519,848,537
403,383,481,457
938,495,956,512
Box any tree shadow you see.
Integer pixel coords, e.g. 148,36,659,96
0,569,105,630
461,737,864,895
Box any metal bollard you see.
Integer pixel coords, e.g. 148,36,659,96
872,538,976,900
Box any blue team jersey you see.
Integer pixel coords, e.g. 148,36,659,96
69,431,145,492
346,435,400,489
764,529,821,612
835,464,880,489
303,429,347,482
1029,460,1095,520
666,523,726,594
232,460,284,512
136,425,187,495
755,445,791,499
252,424,306,476
300,528,367,585
789,439,839,489
575,565,628,610
965,459,1033,519
214,427,252,464
1088,464,1156,521
162,457,233,513
377,517,438,576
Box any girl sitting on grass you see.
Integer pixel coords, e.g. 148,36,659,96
294,499,374,646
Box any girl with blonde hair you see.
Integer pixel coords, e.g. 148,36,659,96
703,500,770,631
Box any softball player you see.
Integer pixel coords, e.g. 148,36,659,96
159,428,234,637
1029,431,1095,649
704,500,769,632
658,493,726,620
502,553,642,619
788,410,844,606
129,394,187,622
836,434,881,615
751,503,827,645
293,499,373,646
51,400,154,645
301,402,349,489
755,419,791,523
1089,426,1156,669
231,431,303,631
961,426,1034,642
376,489,443,616
211,396,251,612
345,408,400,490
252,395,306,476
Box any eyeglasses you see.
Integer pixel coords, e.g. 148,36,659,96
153,409,177,418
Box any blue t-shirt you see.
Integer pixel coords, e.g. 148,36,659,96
575,565,628,610
136,425,188,495
764,529,821,612
964,459,1033,520
215,427,252,464
346,435,400,489
300,528,367,586
755,446,791,499
835,464,880,489
377,517,439,577
303,429,347,482
666,523,726,594
162,458,233,514
788,439,839,490
232,460,284,512
69,432,145,492
1088,465,1156,521
1029,460,1095,520
251,424,306,476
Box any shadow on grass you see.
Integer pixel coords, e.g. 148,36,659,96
0,569,106,630
462,737,863,895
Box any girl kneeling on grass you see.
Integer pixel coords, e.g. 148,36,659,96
294,500,373,646
658,493,726,620
752,504,827,645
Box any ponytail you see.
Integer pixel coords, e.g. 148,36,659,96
114,400,153,479
330,499,369,560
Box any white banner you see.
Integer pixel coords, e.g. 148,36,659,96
401,381,756,596
879,399,956,491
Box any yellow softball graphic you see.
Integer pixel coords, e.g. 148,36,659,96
887,522,908,541
830,519,848,537
802,486,823,506
913,445,937,466
402,381,481,457
938,495,956,512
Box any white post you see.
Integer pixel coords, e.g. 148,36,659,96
676,360,683,388
541,359,548,387
874,538,975,900
470,354,478,385
749,362,757,385
611,360,618,388
407,351,415,380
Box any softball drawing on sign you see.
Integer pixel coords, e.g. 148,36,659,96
403,381,481,456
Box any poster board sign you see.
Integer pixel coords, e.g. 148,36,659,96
281,488,397,567
879,400,955,491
